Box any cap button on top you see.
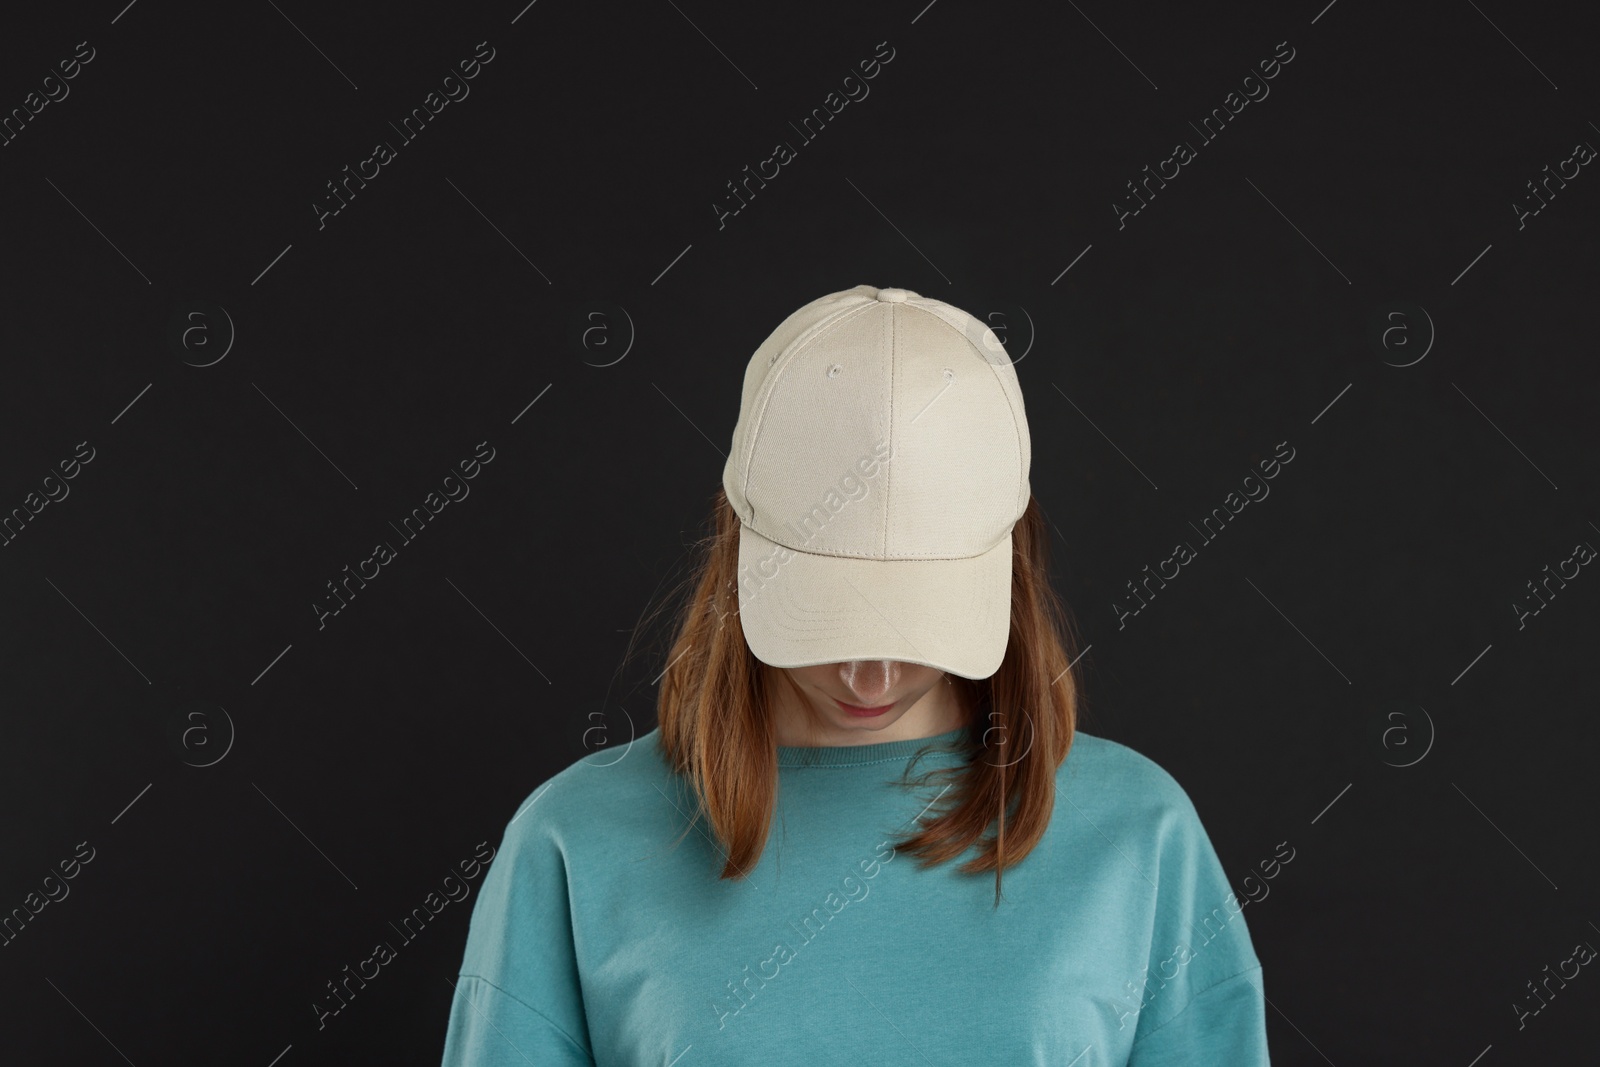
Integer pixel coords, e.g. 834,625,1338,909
875,288,910,302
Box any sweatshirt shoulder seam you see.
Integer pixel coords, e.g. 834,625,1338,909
455,972,591,1058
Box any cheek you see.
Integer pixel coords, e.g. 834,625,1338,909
784,668,832,694
788,666,835,690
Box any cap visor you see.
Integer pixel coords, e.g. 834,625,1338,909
734,521,1012,680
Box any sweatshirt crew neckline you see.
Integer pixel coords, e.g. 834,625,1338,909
774,725,972,768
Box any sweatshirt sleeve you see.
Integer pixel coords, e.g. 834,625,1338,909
438,784,596,1066
1119,762,1270,1066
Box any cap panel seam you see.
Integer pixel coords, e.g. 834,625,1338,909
903,301,1030,520
742,299,878,514
882,304,894,556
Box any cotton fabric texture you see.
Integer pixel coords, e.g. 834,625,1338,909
437,728,1269,1065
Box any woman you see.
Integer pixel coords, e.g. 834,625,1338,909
438,285,1270,1065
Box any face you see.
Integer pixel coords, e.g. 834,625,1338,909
771,659,956,741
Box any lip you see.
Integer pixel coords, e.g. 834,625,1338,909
834,697,896,718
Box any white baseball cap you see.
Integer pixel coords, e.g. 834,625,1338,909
722,284,1031,680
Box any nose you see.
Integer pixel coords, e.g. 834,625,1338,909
838,660,899,705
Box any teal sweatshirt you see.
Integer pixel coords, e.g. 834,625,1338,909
438,726,1269,1065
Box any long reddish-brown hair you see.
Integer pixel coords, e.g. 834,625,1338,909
623,486,1085,905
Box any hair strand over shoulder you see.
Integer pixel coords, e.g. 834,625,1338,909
626,488,1084,907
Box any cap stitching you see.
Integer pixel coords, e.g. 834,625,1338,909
742,299,879,513
882,303,894,556
746,296,1017,559
747,527,1007,561
901,301,1030,518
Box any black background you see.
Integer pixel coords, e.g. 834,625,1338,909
2,0,1596,1063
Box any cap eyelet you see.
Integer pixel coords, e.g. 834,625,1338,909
827,364,843,378
942,368,955,381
